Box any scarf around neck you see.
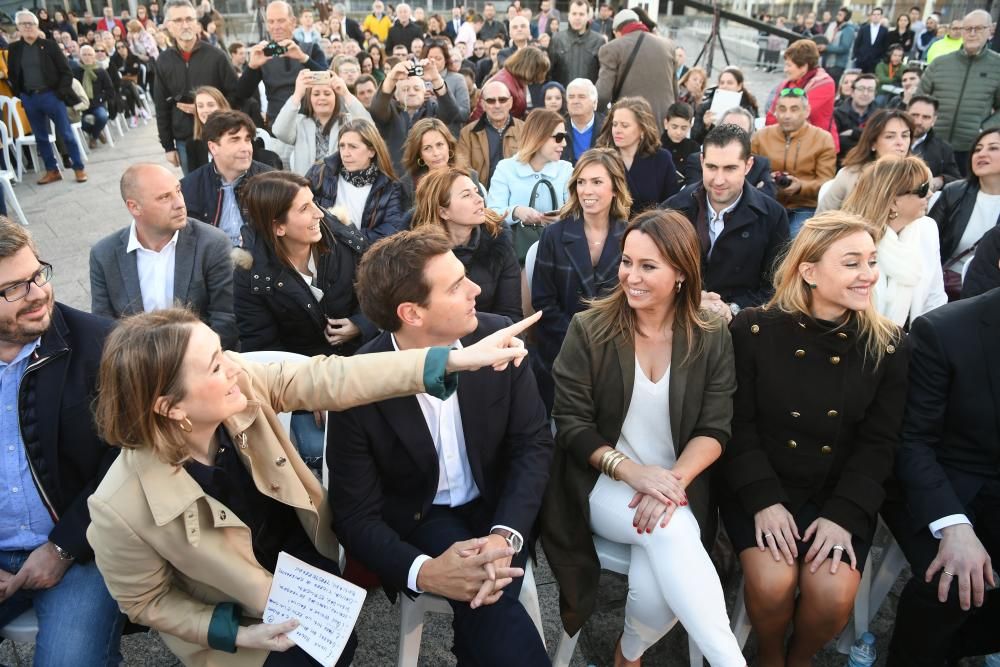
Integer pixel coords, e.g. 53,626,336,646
619,22,649,36
875,222,923,326
339,162,379,188
81,62,99,100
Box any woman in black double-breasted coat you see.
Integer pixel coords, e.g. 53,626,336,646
719,210,908,666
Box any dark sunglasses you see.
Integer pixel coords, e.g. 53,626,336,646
779,87,806,98
483,96,511,105
552,132,568,143
906,181,930,198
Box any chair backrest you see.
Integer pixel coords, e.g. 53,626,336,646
817,179,833,206
525,241,539,290
2,97,28,139
0,121,14,174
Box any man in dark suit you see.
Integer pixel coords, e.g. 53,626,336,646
679,108,778,200
329,2,365,44
908,94,962,191
884,287,1000,666
328,228,553,667
7,10,86,184
852,7,889,73
563,78,604,165
663,124,789,315
89,163,237,349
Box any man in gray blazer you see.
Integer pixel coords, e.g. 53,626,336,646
90,163,238,349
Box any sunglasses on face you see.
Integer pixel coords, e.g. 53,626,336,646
551,132,568,143
483,96,511,105
906,181,931,198
779,87,806,98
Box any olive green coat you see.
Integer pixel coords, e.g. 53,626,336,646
919,45,1000,152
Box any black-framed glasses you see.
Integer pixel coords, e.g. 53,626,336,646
552,132,568,143
779,87,806,98
906,181,931,198
0,263,53,302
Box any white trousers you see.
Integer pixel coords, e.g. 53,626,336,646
588,474,745,666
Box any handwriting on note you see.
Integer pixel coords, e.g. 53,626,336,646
263,551,366,666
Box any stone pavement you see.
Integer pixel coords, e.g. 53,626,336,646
0,33,986,667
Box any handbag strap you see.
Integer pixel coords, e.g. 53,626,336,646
612,33,645,102
943,242,979,271
527,176,559,221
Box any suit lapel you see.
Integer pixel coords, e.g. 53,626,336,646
173,223,196,304
668,322,689,454
455,368,489,491
562,219,597,297
115,228,142,314
614,333,636,421
979,292,1000,439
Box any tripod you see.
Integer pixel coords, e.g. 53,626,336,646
692,1,730,77
254,0,266,42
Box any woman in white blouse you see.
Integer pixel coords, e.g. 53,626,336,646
843,156,947,326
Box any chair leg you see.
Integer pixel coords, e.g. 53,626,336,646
101,125,115,148
519,562,545,646
75,128,88,162
2,178,28,225
688,634,705,667
731,577,752,649
396,597,425,667
552,629,581,667
28,145,41,174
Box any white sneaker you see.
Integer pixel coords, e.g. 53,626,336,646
139,108,151,120
129,116,139,128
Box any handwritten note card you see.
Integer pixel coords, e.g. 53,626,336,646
263,551,366,666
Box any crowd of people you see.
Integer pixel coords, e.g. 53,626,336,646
1,1,1000,667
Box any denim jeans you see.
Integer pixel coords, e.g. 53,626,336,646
787,207,816,239
82,105,110,138
289,411,325,471
0,549,124,666
175,139,191,175
20,90,84,172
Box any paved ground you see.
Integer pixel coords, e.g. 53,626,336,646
0,30,988,667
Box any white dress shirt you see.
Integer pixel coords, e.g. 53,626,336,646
126,221,179,313
870,23,880,44
705,193,742,258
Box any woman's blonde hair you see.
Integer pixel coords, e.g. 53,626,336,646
192,86,231,140
585,209,715,360
596,96,661,158
95,308,202,467
767,210,901,367
402,118,457,179
560,148,632,222
411,167,503,238
679,66,708,94
502,45,550,85
515,108,565,164
338,118,397,180
842,155,931,241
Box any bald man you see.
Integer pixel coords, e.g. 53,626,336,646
236,0,328,119
385,3,422,53
90,163,238,349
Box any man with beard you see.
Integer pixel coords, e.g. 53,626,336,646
0,219,123,665
907,94,961,191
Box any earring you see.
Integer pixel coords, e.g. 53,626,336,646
178,417,193,433
417,158,426,167
675,280,683,293
888,210,899,220
808,282,817,289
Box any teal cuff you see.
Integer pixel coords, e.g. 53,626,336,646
424,347,458,400
207,602,241,653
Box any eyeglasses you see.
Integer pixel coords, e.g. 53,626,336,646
779,87,806,98
551,132,568,143
95,49,106,53
906,181,931,198
17,22,38,27
852,85,877,93
0,263,53,302
962,26,989,34
483,96,511,105
168,16,198,24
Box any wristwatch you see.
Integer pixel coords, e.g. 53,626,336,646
489,528,523,554
729,302,741,317
52,543,75,561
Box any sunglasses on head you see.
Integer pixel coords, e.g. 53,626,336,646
551,132,568,143
907,181,930,198
779,87,806,98
483,96,511,105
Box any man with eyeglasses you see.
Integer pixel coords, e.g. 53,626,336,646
6,10,88,185
0,219,124,666
833,72,879,159
919,9,1000,176
154,0,239,175
456,79,524,189
926,19,964,63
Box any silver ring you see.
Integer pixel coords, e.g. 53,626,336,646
943,570,956,577
832,545,845,552
763,532,773,538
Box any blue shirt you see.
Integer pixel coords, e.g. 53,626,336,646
0,338,54,551
218,181,243,247
571,120,594,164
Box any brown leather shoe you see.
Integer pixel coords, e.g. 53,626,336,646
37,170,62,185
74,169,88,183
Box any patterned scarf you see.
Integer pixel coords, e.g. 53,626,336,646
338,162,379,188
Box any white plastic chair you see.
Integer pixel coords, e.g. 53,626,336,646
0,608,40,666
3,98,59,180
397,560,545,667
70,120,88,162
552,535,705,667
817,179,834,209
525,240,539,291
0,122,28,225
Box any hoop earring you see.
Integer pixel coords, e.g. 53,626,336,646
178,417,193,433
417,158,426,167
888,210,899,220
675,280,683,293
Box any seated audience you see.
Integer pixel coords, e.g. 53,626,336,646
327,229,552,667
272,69,371,176
833,68,860,106
87,305,533,667
842,156,947,326
660,102,700,186
109,40,144,127
882,286,1000,666
186,86,231,172
422,39,472,135
562,78,604,166
663,124,790,314
531,148,631,410
833,73,878,159
960,225,1000,298
456,80,525,189
598,96,679,213
306,118,404,243
540,81,566,114
400,118,484,211
720,211,907,667
0,220,124,667
818,109,914,212
75,44,115,148
766,40,839,153
691,66,759,144
487,108,573,264
370,59,461,177
907,94,961,191
679,107,778,200
411,167,521,321
929,128,1000,295
541,209,747,667
752,89,837,236
677,66,707,107
886,64,921,109
91,163,237,348
181,111,275,247
470,45,550,121
875,43,906,90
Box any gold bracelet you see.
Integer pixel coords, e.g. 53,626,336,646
609,453,629,481
599,449,618,477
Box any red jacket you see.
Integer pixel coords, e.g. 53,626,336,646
766,66,840,153
471,68,528,122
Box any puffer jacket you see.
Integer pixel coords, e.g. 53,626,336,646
180,160,275,232
919,46,1000,152
451,226,522,322
751,123,837,210
305,152,405,244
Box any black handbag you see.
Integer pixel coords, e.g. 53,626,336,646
511,176,559,266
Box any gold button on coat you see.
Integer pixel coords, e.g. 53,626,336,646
837,332,848,339
820,445,832,454
887,344,896,354
790,411,801,418
794,349,805,358
750,324,760,334
830,356,841,365
787,440,798,449
827,410,839,418
413,512,421,520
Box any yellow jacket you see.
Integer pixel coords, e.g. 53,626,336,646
362,14,391,42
